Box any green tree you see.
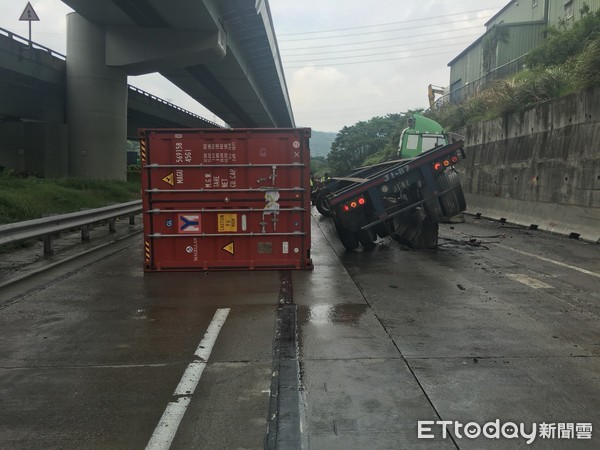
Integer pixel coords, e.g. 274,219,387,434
309,156,330,178
326,114,404,174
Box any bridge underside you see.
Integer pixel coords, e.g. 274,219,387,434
0,30,219,178
61,0,293,128
1,1,293,179
58,0,294,179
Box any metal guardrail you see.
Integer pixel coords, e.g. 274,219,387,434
438,54,530,107
128,85,222,128
0,26,66,60
0,200,142,254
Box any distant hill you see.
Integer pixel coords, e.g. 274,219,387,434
310,130,337,158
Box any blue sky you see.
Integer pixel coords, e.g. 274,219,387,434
1,1,507,132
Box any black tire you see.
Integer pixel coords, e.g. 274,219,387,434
391,209,439,249
421,186,445,222
446,169,467,211
437,169,466,218
315,191,332,216
358,227,377,249
413,218,439,249
333,217,359,251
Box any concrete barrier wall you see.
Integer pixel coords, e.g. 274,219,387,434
0,122,68,177
457,86,600,243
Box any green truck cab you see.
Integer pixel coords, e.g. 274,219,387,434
398,113,448,159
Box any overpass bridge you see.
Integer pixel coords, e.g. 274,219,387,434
0,28,219,177
1,0,294,179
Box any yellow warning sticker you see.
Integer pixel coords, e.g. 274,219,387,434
140,140,146,163
145,239,151,262
162,173,174,186
222,242,234,255
218,214,238,232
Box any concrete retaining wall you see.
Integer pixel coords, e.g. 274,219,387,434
457,86,600,243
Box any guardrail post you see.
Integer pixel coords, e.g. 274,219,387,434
43,234,53,254
129,213,135,225
0,200,142,253
81,225,90,242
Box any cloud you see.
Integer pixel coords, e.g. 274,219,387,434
289,66,347,103
288,65,387,131
0,0,509,132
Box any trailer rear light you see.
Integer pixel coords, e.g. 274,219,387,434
433,152,461,172
341,196,367,212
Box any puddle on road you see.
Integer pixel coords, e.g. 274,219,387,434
298,303,369,326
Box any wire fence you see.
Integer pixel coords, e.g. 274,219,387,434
435,54,530,108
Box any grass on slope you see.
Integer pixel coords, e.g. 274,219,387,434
0,170,141,225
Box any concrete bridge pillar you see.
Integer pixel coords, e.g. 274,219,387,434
66,13,128,180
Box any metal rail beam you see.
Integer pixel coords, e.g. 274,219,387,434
0,200,142,254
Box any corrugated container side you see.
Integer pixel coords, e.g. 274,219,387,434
141,128,312,271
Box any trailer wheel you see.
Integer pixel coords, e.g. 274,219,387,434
414,218,439,249
437,169,466,218
315,190,332,216
333,217,359,251
391,209,439,249
446,169,466,211
358,228,377,249
421,186,445,221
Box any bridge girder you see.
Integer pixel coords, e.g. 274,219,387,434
61,0,294,128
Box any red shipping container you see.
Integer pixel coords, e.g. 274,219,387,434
140,128,313,271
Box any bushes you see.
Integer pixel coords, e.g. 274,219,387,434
525,6,600,68
0,169,140,224
430,6,600,129
430,52,594,129
572,34,600,90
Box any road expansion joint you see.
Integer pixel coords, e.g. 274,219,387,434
265,270,306,449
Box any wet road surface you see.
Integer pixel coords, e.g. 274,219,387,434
0,209,598,449
299,211,599,449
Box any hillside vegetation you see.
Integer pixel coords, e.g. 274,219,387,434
0,170,140,224
429,5,600,130
310,130,337,157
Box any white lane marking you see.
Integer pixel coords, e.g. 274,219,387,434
506,273,553,289
146,308,230,450
496,244,600,279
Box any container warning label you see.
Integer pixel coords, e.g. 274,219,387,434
222,242,234,255
162,173,174,186
178,214,200,233
218,214,237,232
